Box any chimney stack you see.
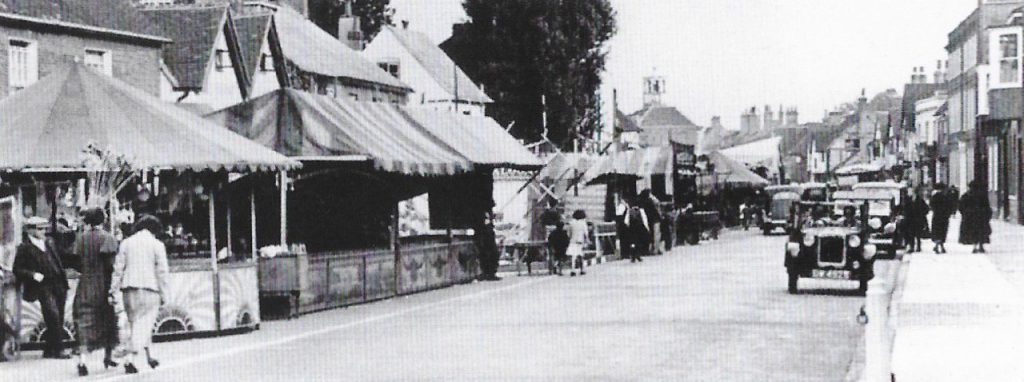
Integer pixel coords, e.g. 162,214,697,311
337,1,365,50
934,60,945,84
402,20,409,29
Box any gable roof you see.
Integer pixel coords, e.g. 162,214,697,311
271,7,411,92
0,0,168,43
234,13,273,84
380,25,492,103
615,109,641,133
140,5,233,90
629,104,697,127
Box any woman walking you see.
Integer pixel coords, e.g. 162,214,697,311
109,215,169,374
959,180,992,253
70,208,120,376
929,184,952,254
904,190,930,253
566,210,589,276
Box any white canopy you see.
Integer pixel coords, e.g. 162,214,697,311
719,136,781,168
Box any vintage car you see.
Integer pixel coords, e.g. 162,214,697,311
835,182,908,258
784,201,877,294
763,191,799,235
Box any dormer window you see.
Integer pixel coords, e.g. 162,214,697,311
84,49,112,76
8,39,38,91
259,53,274,72
377,60,399,79
215,49,230,71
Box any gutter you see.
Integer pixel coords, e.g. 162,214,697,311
0,12,171,44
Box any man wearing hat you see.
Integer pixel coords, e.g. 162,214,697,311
13,216,71,359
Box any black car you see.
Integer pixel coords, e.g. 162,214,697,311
784,201,878,295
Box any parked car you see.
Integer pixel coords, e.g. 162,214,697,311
784,201,878,295
836,182,908,259
763,191,799,235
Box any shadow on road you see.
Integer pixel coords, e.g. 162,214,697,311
792,288,865,298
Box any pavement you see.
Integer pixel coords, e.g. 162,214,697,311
890,216,1024,382
0,228,865,381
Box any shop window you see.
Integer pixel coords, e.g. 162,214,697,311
84,49,113,76
8,39,37,91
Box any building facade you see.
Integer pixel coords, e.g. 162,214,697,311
0,0,167,98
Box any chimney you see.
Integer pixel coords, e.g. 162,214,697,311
402,20,409,29
711,116,722,128
934,60,945,84
337,1,365,50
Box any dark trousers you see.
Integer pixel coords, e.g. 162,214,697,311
37,287,67,355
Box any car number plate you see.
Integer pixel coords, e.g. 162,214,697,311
812,269,850,279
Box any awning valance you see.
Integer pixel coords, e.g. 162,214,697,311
0,64,300,173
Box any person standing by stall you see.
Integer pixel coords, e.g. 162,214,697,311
13,216,71,359
959,180,992,254
615,195,633,261
626,200,650,263
566,210,589,276
930,184,952,254
70,208,120,376
547,221,569,276
110,215,169,374
904,190,930,253
638,190,662,255
475,211,501,281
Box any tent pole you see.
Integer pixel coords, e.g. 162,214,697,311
251,186,257,261
209,187,221,332
279,171,287,246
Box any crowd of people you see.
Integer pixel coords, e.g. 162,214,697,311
9,208,170,376
897,180,991,254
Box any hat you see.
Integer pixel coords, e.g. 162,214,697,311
24,216,48,227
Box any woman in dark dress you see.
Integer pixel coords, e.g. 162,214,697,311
929,184,952,254
959,180,992,253
903,191,929,253
71,208,120,376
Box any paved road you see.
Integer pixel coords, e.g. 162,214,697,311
5,229,865,381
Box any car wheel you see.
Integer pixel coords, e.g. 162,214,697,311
787,271,799,294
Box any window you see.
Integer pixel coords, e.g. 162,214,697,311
214,49,230,71
84,49,112,76
259,53,274,72
349,93,358,101
999,33,1021,84
8,39,37,91
377,61,399,79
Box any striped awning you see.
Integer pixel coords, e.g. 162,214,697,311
0,63,299,173
582,146,673,185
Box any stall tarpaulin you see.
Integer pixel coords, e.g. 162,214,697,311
207,89,472,176
401,108,543,171
707,151,770,187
719,136,782,168
582,146,673,185
0,64,299,172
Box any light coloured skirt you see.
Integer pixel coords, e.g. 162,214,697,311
122,288,160,354
567,243,584,258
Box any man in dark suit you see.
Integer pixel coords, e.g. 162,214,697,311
13,216,71,359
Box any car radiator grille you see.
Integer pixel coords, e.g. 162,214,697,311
818,236,845,264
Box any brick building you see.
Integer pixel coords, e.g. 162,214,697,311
0,0,168,98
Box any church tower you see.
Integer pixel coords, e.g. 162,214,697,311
643,71,666,107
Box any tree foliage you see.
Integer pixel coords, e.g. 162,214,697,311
442,0,616,148
309,0,394,41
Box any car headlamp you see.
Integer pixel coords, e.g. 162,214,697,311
848,235,861,248
802,235,815,247
863,244,877,260
884,223,897,234
869,218,882,230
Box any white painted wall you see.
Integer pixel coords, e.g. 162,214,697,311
363,28,486,116
249,31,280,100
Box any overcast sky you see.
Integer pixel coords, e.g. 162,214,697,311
391,0,979,130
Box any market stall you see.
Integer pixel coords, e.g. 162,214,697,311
208,89,541,315
0,64,300,346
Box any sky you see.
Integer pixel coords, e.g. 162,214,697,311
390,0,980,130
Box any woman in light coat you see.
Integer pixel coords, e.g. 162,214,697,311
109,215,169,374
566,210,590,277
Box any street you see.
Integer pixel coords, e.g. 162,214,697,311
7,229,866,382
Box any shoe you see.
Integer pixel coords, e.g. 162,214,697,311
580,271,586,276
124,363,138,374
570,272,576,277
148,358,159,369
104,358,119,369
630,258,636,263
979,247,986,253
637,257,643,262
78,364,88,377
43,352,72,359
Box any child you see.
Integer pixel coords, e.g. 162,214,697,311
567,210,589,276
